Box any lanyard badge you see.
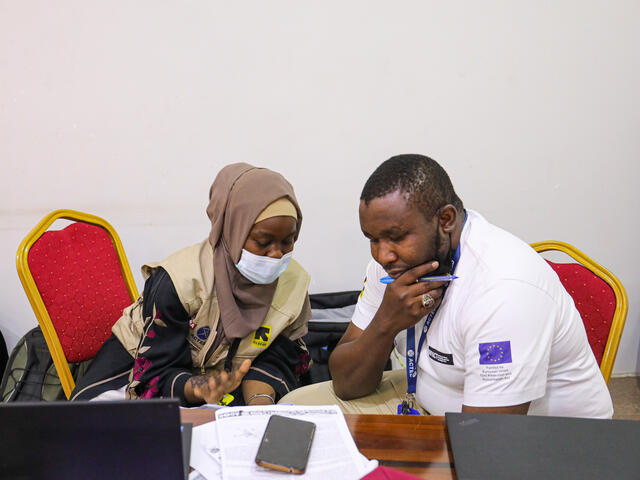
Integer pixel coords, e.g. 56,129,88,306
398,315,432,415
398,394,420,415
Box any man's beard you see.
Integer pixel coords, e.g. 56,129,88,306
430,230,454,276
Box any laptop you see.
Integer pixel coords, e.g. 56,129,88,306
0,399,189,480
446,412,640,480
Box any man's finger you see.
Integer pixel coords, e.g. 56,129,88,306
414,287,444,304
417,285,446,298
398,261,440,284
404,278,448,299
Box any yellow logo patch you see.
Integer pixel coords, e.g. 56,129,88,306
359,277,367,299
251,325,271,348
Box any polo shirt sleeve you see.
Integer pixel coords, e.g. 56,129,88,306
351,259,386,331
460,279,557,408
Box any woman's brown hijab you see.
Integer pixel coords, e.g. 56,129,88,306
206,163,306,340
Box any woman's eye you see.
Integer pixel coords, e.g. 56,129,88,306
256,240,270,248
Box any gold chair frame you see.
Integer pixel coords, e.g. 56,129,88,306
16,209,139,399
531,240,628,384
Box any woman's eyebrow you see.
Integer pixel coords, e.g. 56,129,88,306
250,230,273,238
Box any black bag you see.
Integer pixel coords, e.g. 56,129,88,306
301,291,360,385
0,327,91,402
0,329,7,378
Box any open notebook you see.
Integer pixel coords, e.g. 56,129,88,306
0,398,189,480
446,412,640,480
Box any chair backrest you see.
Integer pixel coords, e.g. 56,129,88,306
16,210,139,398
531,241,628,384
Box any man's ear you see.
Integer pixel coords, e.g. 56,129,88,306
438,204,458,233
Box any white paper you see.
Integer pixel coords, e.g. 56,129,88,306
181,403,226,411
214,405,377,480
190,420,222,480
188,470,208,480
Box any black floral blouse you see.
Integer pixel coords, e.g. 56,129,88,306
71,268,310,405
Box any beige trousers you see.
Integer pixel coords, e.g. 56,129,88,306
279,369,427,415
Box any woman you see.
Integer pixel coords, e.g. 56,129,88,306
71,163,311,406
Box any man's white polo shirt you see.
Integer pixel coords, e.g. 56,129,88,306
351,210,613,419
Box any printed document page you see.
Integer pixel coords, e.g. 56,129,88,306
214,404,376,480
190,417,376,480
190,420,222,480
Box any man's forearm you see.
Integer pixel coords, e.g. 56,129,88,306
329,320,397,400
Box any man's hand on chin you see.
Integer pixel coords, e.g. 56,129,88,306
376,261,448,335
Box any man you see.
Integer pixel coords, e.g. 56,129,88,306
281,154,612,418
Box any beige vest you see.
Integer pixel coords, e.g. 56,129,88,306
112,240,310,375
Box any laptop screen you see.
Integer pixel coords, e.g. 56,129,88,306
0,399,185,480
446,412,640,480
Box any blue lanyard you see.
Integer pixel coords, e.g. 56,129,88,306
405,213,466,395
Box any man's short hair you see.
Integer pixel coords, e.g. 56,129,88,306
360,154,464,217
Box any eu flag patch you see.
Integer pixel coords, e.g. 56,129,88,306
478,341,512,365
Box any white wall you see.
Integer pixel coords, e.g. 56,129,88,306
1,1,639,374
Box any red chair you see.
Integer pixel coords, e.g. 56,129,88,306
531,241,628,384
16,210,139,398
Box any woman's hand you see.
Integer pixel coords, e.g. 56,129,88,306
185,359,251,404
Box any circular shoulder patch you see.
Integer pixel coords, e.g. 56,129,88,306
196,326,211,341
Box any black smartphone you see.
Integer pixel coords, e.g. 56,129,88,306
255,415,316,474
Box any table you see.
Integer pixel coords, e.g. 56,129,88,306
181,410,455,479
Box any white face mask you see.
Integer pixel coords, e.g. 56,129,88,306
235,249,293,284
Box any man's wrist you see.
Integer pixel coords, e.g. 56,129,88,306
369,311,403,339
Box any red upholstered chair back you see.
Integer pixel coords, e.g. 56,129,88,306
27,222,132,363
531,241,628,384
545,261,616,366
17,210,139,398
